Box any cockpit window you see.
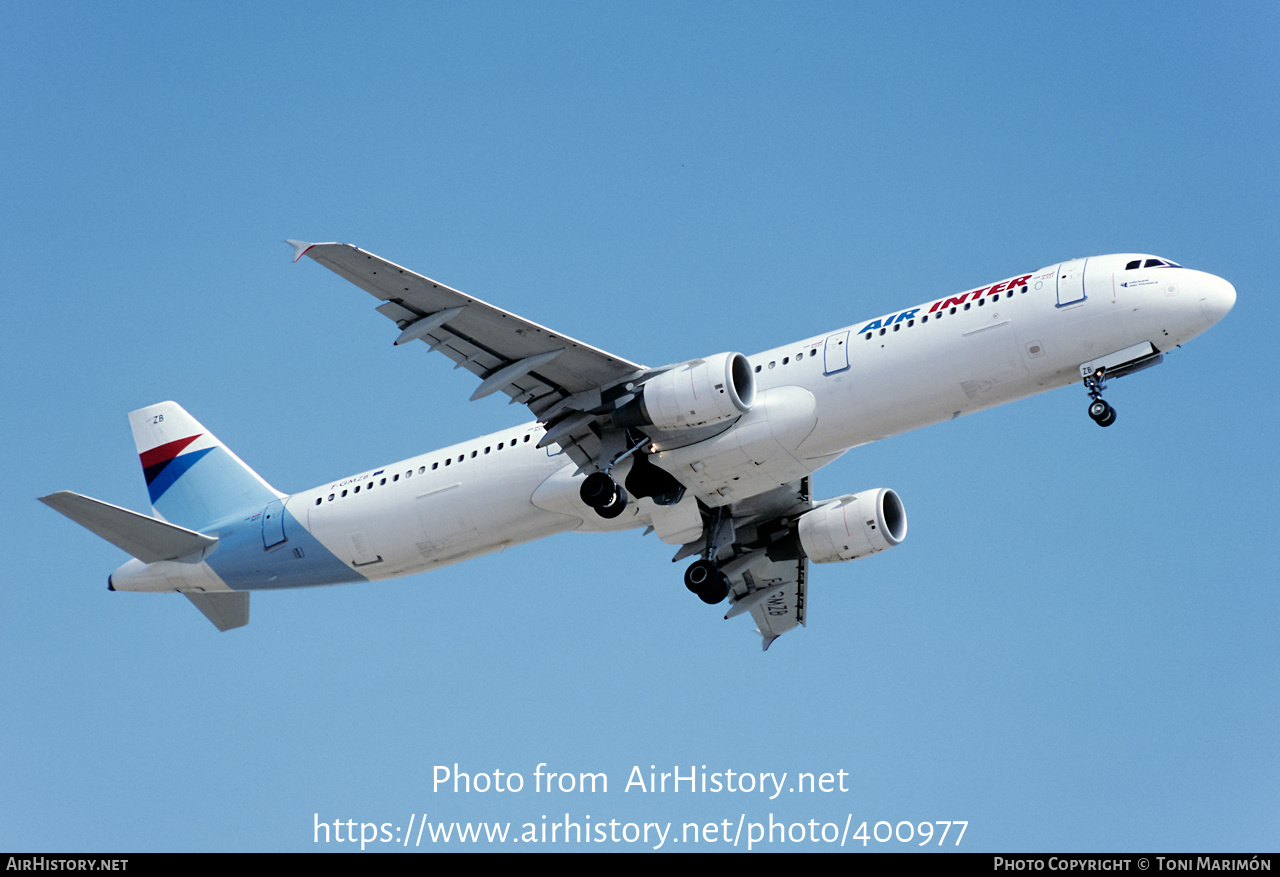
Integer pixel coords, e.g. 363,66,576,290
1126,258,1182,270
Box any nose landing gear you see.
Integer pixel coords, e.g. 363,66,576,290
1084,368,1117,427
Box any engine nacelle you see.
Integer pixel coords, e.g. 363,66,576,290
614,352,755,430
798,488,907,564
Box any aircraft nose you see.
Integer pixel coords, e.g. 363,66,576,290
1199,272,1236,327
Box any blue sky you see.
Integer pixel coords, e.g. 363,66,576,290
3,1,1277,852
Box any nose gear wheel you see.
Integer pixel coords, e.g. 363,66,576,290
1083,368,1117,427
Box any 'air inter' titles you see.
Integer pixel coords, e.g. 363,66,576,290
856,274,1034,334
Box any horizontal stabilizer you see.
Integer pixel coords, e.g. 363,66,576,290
184,591,249,631
39,491,218,564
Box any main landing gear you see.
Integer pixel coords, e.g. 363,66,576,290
681,506,731,605
684,559,730,605
1084,368,1117,427
579,471,628,519
578,435,662,520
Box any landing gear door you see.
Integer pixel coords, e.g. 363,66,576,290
823,330,850,375
262,498,287,549
1056,258,1088,307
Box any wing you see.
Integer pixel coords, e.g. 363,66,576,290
731,554,807,651
288,241,649,469
674,478,813,649
294,242,822,649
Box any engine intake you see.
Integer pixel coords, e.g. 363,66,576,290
798,488,907,564
614,352,755,430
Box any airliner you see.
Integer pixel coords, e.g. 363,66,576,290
40,244,1235,648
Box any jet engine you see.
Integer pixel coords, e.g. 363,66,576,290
614,352,755,430
797,488,907,564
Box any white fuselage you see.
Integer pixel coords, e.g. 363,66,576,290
110,253,1235,594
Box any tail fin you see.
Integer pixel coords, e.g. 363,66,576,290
129,402,281,531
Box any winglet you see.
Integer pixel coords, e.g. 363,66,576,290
285,239,315,263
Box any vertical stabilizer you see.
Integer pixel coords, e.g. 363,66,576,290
129,402,282,531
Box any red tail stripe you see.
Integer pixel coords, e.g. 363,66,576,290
139,434,203,470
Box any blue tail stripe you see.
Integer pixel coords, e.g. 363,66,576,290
146,449,213,504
